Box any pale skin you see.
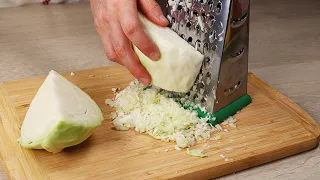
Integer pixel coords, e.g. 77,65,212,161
89,0,169,86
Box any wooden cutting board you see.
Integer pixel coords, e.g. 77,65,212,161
0,66,319,180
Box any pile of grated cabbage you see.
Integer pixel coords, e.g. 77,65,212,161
106,80,222,149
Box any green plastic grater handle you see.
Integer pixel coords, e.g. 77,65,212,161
182,94,252,126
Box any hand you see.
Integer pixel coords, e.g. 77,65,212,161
90,0,169,86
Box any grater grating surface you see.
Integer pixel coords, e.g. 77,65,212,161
156,0,250,114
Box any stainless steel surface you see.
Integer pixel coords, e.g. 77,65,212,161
157,0,250,114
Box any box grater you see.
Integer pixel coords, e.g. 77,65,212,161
156,0,252,123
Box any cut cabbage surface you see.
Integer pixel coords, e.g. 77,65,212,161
18,70,103,153
107,80,219,149
133,13,204,93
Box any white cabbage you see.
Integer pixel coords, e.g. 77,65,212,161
133,13,204,93
18,70,103,153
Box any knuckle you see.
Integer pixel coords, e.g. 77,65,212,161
147,1,160,11
101,13,111,24
113,45,127,58
140,42,151,51
105,52,117,62
123,23,140,36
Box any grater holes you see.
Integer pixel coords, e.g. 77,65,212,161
187,37,193,43
203,58,211,75
180,34,186,39
212,45,218,52
201,12,206,18
171,17,176,23
201,98,206,104
224,81,242,96
203,43,209,51
168,17,176,28
206,72,212,85
209,31,217,43
193,10,198,16
187,8,190,15
210,4,214,10
199,66,203,75
193,94,198,99
198,81,205,89
177,5,182,11
186,22,192,28
206,72,212,78
196,25,201,31
209,15,216,26
208,0,214,10
205,57,211,63
215,2,222,15
209,15,215,20
195,39,201,48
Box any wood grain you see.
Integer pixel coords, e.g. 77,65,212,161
0,66,319,180
0,86,49,180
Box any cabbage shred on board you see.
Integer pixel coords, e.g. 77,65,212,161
106,80,224,149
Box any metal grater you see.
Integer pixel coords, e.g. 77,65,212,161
156,0,250,114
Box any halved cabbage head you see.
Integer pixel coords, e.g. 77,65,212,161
18,70,103,153
133,13,204,93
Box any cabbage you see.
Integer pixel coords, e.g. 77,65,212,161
133,13,204,93
186,148,207,158
18,70,103,153
107,80,218,149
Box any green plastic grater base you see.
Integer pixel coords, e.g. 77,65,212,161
181,94,252,126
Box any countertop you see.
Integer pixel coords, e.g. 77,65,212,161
0,0,319,179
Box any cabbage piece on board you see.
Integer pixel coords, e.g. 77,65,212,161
133,13,204,93
18,70,103,153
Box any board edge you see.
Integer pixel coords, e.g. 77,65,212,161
248,72,320,139
169,137,318,180
0,85,49,180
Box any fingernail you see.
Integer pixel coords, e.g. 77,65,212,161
150,51,160,60
139,78,150,86
159,15,168,23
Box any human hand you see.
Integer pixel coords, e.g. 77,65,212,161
90,0,169,86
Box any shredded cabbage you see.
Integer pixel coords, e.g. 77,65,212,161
186,148,207,158
107,80,219,149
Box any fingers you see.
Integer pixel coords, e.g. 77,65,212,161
101,33,120,64
137,0,169,27
108,16,152,86
118,0,161,61
90,0,159,86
